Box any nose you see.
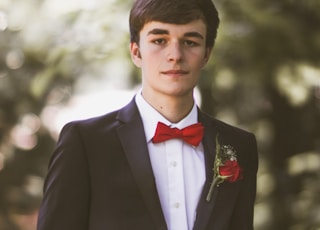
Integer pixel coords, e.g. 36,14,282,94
167,42,183,63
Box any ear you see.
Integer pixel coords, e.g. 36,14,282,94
130,42,142,68
202,47,212,68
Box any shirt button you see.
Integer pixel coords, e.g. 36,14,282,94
171,161,177,167
174,203,180,208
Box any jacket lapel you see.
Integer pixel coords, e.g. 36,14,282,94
194,112,242,230
116,99,167,230
193,111,218,230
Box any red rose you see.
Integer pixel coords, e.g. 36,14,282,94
219,160,243,182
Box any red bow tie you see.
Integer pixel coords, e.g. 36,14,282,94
152,122,204,146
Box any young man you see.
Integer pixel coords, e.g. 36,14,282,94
37,0,258,229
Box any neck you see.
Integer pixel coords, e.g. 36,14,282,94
141,90,195,123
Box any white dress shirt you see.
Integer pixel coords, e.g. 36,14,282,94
135,92,206,230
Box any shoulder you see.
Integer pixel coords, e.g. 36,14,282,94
61,110,119,135
214,118,255,141
200,111,255,140
60,97,138,135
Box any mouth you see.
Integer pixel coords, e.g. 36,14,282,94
161,70,189,76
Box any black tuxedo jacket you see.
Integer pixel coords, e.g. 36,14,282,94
37,98,258,230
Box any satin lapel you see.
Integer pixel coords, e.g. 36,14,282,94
116,100,167,230
193,112,218,230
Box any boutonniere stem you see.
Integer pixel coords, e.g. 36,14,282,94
206,175,228,202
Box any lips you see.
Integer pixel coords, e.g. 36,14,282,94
161,70,189,75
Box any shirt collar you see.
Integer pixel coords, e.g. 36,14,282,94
135,90,199,142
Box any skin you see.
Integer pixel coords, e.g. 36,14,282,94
130,19,212,123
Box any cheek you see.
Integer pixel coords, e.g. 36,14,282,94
141,50,164,68
190,59,207,72
188,50,208,67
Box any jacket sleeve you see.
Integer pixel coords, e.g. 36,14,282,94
37,122,90,230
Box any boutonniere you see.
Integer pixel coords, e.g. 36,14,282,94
206,135,243,202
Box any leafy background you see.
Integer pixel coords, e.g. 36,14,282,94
0,0,319,229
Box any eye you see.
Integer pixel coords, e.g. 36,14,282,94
184,40,198,47
152,38,166,45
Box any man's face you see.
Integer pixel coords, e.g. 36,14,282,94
130,19,211,100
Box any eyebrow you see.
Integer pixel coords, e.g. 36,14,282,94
147,28,169,35
147,28,204,40
184,32,204,40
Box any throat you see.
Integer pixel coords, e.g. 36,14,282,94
154,100,195,123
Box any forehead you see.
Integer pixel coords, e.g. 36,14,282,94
139,19,207,37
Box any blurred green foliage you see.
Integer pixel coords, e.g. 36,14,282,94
0,0,319,229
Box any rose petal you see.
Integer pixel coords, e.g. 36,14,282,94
219,160,243,182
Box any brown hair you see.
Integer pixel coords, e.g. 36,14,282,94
129,0,220,48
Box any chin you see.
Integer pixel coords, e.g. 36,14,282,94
162,88,193,98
